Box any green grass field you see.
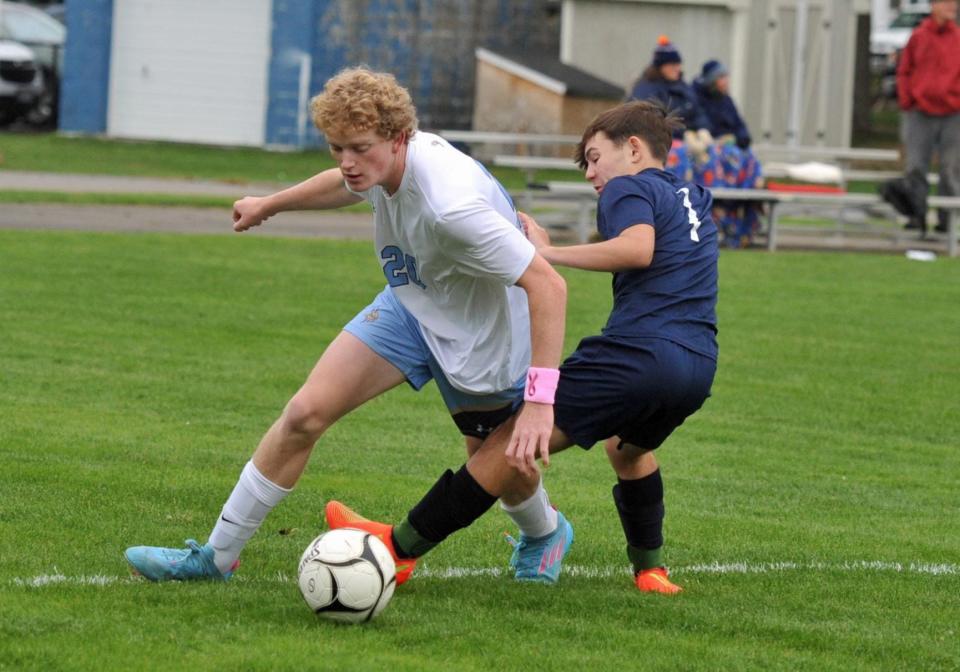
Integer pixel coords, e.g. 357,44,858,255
2,230,959,671
0,133,334,183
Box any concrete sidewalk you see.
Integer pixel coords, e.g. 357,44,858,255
0,169,374,239
0,169,286,197
0,203,374,239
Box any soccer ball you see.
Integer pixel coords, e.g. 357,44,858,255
297,528,396,624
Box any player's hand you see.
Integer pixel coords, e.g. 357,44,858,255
232,196,271,232
505,401,554,478
519,211,551,249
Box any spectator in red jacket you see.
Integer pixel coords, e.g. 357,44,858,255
896,0,960,233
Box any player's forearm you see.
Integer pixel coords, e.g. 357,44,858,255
518,255,567,368
529,295,566,368
539,234,653,272
262,169,361,215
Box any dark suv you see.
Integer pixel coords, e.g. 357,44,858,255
0,2,66,127
0,38,42,125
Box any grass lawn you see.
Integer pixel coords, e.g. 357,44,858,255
0,132,535,193
1,230,958,671
0,132,335,183
0,190,237,209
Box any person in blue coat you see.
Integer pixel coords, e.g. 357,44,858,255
693,59,752,149
627,35,710,137
692,59,764,247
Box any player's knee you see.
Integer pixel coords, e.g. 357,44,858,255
606,439,656,477
281,394,332,440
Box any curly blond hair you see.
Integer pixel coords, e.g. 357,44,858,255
311,67,418,140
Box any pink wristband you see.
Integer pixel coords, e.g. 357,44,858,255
524,367,560,404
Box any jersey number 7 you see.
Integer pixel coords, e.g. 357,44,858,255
676,188,702,243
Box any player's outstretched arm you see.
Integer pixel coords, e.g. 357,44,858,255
232,168,363,232
520,211,654,272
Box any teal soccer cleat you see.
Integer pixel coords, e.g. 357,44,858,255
125,539,234,582
505,511,574,584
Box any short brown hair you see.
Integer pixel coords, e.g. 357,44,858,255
311,67,418,140
574,101,684,169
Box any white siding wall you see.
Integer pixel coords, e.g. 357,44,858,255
561,0,739,94
561,0,865,147
108,0,271,146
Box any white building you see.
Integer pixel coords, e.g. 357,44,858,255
558,0,871,147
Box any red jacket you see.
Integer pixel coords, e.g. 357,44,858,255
897,17,960,116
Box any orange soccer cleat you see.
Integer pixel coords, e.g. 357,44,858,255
324,500,418,586
635,567,682,595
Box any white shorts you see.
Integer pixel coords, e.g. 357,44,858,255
343,286,524,438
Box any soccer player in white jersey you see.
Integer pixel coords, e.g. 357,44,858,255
124,67,571,584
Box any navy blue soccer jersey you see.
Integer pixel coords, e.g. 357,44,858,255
596,168,718,360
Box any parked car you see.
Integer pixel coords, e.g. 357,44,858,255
0,38,42,125
0,1,66,126
870,10,928,55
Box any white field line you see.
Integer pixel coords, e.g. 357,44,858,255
9,560,959,588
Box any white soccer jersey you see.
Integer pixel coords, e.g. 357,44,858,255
349,131,535,394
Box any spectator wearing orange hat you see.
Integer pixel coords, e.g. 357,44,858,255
627,35,710,138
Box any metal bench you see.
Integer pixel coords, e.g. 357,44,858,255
544,181,960,257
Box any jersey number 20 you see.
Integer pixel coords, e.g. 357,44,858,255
381,245,427,289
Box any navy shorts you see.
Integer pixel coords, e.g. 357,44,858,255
554,335,716,450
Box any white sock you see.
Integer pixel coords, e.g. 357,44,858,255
207,461,291,574
500,480,558,539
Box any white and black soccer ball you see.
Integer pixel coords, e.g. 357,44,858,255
297,528,396,624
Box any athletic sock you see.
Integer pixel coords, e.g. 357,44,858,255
392,464,497,558
613,469,666,573
627,545,664,572
500,479,558,539
207,460,291,574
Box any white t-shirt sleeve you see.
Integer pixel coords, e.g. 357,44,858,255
434,200,535,285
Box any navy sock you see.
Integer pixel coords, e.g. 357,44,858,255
613,469,666,571
392,465,497,558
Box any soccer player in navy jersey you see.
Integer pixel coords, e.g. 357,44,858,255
329,100,718,594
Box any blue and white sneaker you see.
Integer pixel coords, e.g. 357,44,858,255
125,539,235,582
505,511,574,584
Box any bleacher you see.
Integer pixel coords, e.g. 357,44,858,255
437,130,960,256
